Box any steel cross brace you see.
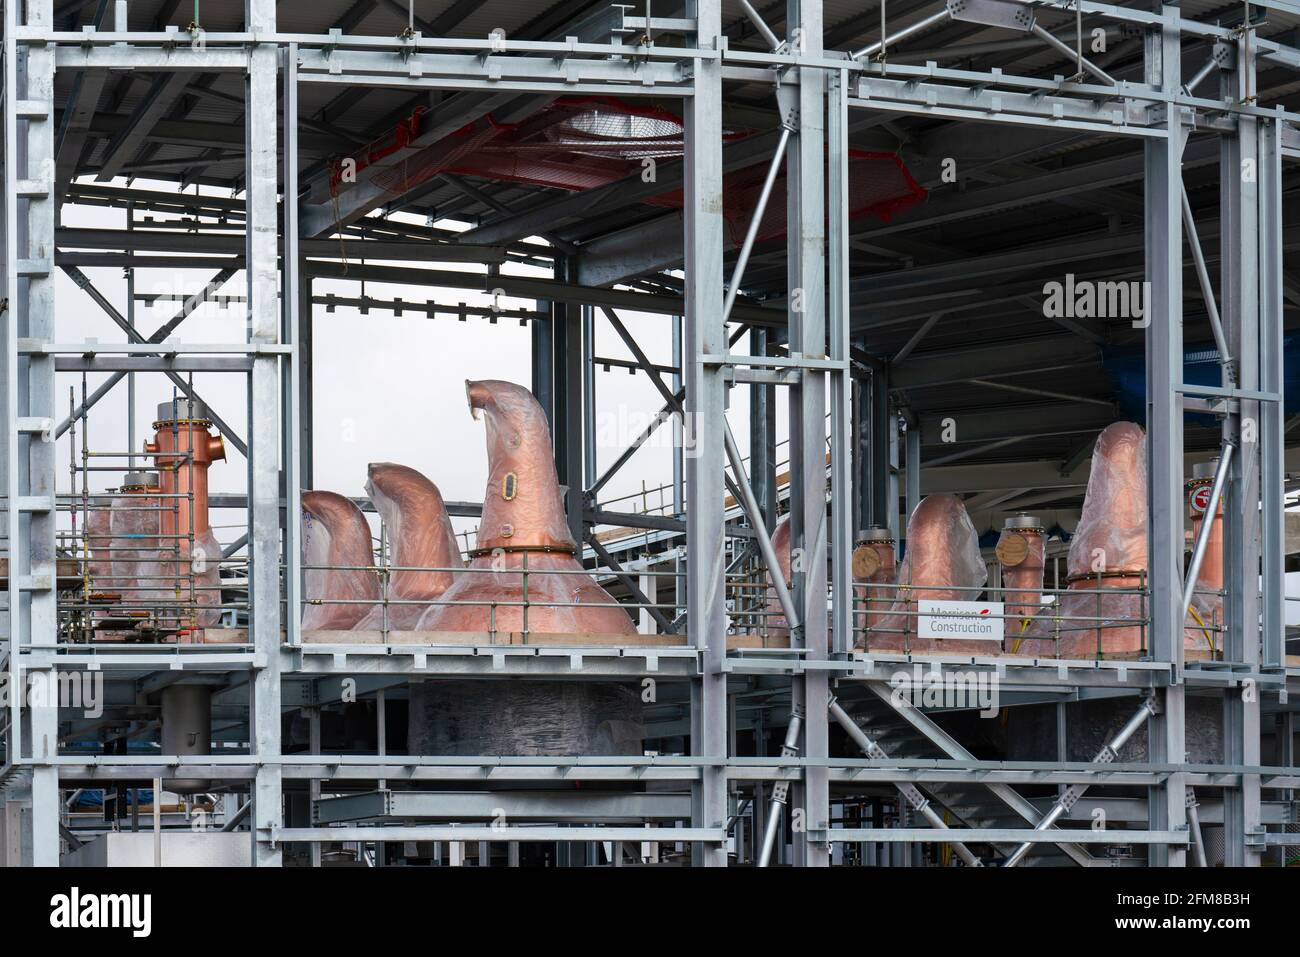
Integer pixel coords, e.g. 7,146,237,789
864,682,1096,865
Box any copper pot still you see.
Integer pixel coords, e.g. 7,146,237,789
301,490,381,631
416,380,636,637
409,380,642,758
859,494,988,652
1019,421,1148,658
355,463,463,630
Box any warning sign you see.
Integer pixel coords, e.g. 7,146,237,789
1190,484,1212,514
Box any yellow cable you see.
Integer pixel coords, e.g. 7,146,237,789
1187,605,1216,656
1010,617,1031,655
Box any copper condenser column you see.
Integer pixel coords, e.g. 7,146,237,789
852,526,897,641
1185,460,1223,651
996,514,1045,651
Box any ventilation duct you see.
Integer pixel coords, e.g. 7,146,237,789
341,96,926,247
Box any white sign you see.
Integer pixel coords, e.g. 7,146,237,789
917,599,1004,641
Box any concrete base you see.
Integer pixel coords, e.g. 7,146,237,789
409,680,644,756
61,831,251,867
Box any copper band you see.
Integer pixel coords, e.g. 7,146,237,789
465,543,576,558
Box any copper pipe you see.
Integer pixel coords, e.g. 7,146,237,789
853,526,897,633
142,399,226,636
301,490,381,631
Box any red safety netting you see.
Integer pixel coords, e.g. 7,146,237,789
338,96,926,240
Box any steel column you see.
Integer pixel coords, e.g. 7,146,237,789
552,258,584,545
828,69,853,657
1258,119,1286,671
284,44,304,653
684,0,729,868
786,0,829,868
247,0,283,867
1144,7,1188,868
1220,31,1264,867
6,0,60,866
749,327,776,529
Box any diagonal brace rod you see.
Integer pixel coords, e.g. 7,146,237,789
55,268,239,440
1004,695,1158,867
830,696,982,866
586,533,676,634
59,266,247,455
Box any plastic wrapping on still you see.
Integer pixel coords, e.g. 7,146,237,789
759,515,794,641
356,463,462,630
859,494,988,652
1018,422,1149,658
301,490,380,631
85,499,113,584
129,528,223,631
107,490,161,610
1065,421,1148,579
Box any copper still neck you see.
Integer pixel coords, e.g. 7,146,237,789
465,379,575,554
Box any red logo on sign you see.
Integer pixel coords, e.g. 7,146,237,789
1190,485,1212,514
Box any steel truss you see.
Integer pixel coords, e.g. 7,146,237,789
2,0,1296,867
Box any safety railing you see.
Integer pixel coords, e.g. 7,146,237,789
297,555,685,645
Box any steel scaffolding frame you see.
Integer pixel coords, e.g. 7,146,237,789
1,0,1296,867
